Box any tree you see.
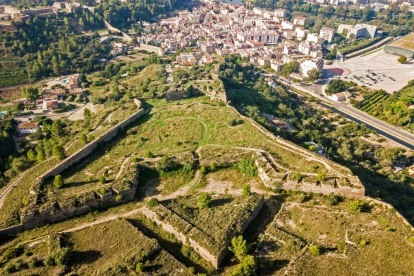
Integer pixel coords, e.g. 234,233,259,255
53,175,64,189
229,236,248,262
243,185,252,197
398,55,407,64
136,262,144,273
198,192,212,209
37,151,45,162
52,145,66,161
27,149,36,161
51,120,64,138
80,133,88,144
210,162,216,171
307,68,322,82
83,108,91,127
230,255,257,276
22,86,40,102
317,172,326,182
280,61,297,77
309,245,320,256
99,176,106,184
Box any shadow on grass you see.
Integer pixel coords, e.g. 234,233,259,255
69,250,102,266
127,218,213,275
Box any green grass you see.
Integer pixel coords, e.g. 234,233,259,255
67,219,159,274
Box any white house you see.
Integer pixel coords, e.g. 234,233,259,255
332,91,352,101
17,122,41,135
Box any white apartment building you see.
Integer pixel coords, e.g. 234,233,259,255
237,31,279,43
319,27,335,42
300,59,324,77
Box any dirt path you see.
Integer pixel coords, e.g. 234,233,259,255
115,157,130,180
60,207,142,233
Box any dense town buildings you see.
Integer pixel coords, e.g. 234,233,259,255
137,0,329,78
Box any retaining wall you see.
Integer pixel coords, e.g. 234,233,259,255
142,196,264,268
0,103,145,237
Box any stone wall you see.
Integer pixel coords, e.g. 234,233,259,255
142,196,264,268
0,102,145,237
254,151,365,199
38,108,145,185
137,43,165,56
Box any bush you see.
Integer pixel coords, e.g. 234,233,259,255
243,185,251,197
144,150,154,158
349,200,364,212
147,198,159,208
53,175,64,189
327,193,340,206
2,246,23,260
265,259,274,269
99,176,106,184
44,248,71,266
188,266,196,274
136,262,144,273
198,192,212,209
309,245,320,256
409,236,414,244
235,159,258,177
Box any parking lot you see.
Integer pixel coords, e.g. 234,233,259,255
325,50,414,93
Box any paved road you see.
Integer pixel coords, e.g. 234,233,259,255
268,74,414,150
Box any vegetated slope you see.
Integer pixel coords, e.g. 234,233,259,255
257,194,414,276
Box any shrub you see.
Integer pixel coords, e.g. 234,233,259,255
309,245,320,256
28,256,40,268
99,176,106,184
265,259,274,269
188,266,196,274
243,185,252,197
147,198,159,208
115,195,123,202
80,133,88,145
2,246,23,260
210,162,216,171
409,236,414,244
99,188,107,195
198,192,212,209
156,156,175,172
182,162,195,174
317,172,326,182
327,193,340,206
136,262,144,273
86,176,93,182
235,159,258,177
144,150,154,158
297,193,306,203
44,248,71,266
349,200,364,212
53,175,64,189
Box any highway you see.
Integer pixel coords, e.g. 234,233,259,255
268,74,414,150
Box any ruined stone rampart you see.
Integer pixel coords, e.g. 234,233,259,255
0,101,145,237
142,195,264,268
